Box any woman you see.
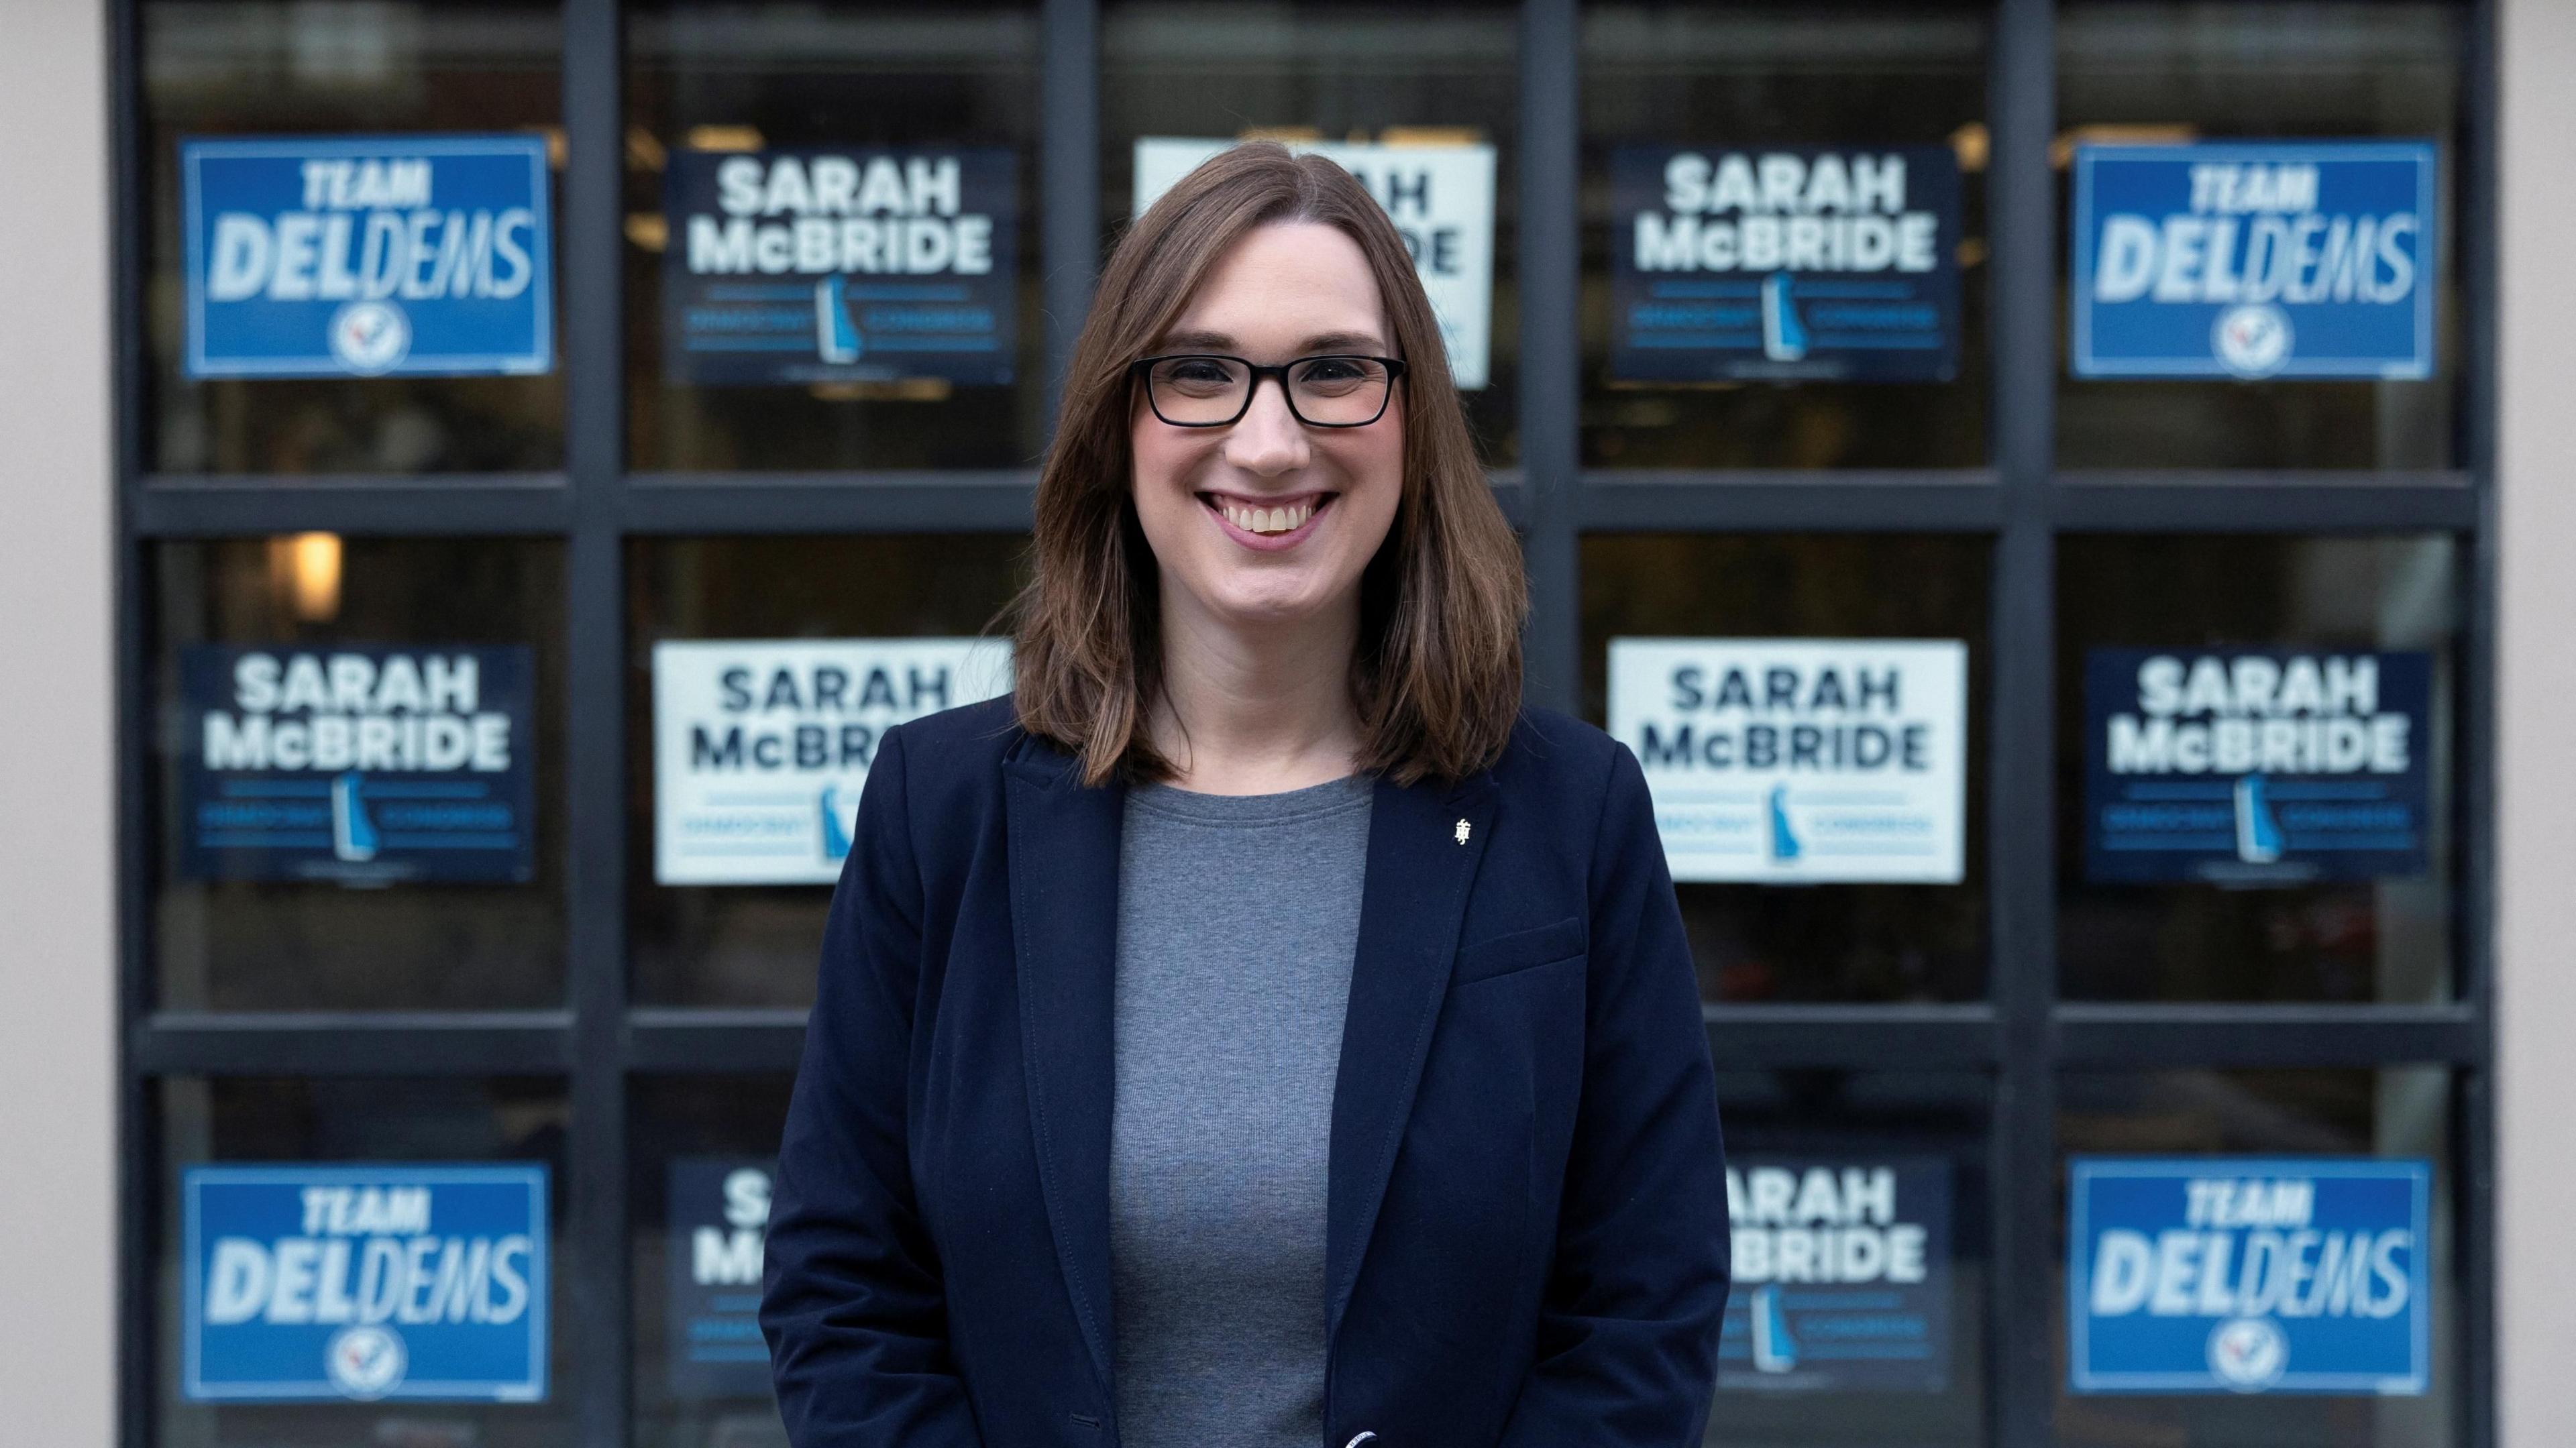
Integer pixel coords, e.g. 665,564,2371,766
760,143,1728,1448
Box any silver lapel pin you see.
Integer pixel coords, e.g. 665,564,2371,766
1454,818,1472,844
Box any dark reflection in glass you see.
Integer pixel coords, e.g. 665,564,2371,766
629,535,1029,1007
2056,535,2457,1003
1581,534,1990,1003
142,0,564,474
1102,0,1521,465
155,1076,574,1446
1708,1070,1990,1447
625,1,1044,471
152,539,566,1009
2055,1069,2455,1447
631,1076,797,1448
2057,3,2463,470
1580,3,1990,469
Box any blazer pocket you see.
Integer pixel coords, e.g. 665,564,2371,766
1452,914,1586,986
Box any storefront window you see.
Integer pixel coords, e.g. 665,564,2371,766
142,0,565,474
2057,2,2465,470
152,537,567,1010
155,1076,573,1445
1102,0,1521,465
1711,1069,1990,1448
2056,1068,2456,1447
625,1,1044,471
631,1076,795,1448
627,535,1028,1007
2056,535,2457,1003
1580,3,1990,469
1582,534,1990,1003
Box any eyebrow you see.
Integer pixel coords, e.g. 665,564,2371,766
1156,329,1391,356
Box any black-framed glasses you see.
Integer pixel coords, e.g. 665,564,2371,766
1130,353,1409,428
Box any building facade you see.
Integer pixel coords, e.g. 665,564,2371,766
5,0,2576,1443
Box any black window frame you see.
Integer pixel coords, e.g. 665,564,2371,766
109,0,2498,1444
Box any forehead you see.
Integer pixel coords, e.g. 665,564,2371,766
1163,219,1389,353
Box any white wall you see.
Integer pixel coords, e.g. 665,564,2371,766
0,0,117,1439
2497,0,2576,1440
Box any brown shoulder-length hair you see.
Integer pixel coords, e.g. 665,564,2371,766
1010,142,1526,787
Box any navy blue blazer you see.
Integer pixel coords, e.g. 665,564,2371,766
760,697,1728,1448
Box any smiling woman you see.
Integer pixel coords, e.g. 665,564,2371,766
757,142,1731,1448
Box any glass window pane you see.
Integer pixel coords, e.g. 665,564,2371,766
2056,1068,2457,1447
1711,1069,1990,1447
632,1076,796,1448
155,1076,574,1445
1582,534,1990,1003
1102,0,1521,465
625,1,1045,470
2056,535,2457,1003
1581,3,1990,469
629,535,1030,1006
2057,2,2465,469
143,0,565,474
153,539,567,1010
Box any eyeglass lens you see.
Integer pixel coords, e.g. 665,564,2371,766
1145,355,1393,426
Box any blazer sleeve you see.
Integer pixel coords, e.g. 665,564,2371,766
1497,740,1730,1448
761,725,984,1448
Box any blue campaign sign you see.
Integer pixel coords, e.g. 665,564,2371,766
664,1158,775,1399
1611,146,1962,383
2068,1158,2430,1395
183,1164,549,1402
663,147,1018,386
2082,649,2432,885
182,135,554,378
1721,1158,1953,1393
178,645,538,885
2072,141,2436,379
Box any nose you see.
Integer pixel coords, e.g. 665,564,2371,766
1218,372,1311,477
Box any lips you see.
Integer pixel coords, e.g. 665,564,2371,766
1197,490,1337,549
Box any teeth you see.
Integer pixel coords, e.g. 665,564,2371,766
1220,500,1316,534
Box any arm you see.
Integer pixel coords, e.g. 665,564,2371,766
761,726,983,1448
1497,741,1730,1448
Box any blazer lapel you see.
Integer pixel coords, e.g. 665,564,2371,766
1003,742,1123,1397
1325,767,1499,1344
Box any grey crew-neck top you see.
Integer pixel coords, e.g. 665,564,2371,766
1109,772,1375,1448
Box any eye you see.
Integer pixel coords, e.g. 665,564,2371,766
1292,356,1381,394
1151,356,1244,396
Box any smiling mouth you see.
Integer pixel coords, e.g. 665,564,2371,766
1198,490,1336,537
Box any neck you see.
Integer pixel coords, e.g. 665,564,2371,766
1148,583,1365,795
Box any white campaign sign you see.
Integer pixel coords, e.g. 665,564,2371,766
1609,638,1968,884
1132,137,1496,389
653,638,1011,885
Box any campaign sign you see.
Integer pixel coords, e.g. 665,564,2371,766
653,638,1012,885
179,645,537,885
183,1164,549,1402
1609,638,1968,883
2068,1158,2430,1395
1134,138,1495,388
663,147,1018,386
2083,649,2432,885
666,1158,775,1399
1721,1158,1951,1392
2072,141,2437,379
1612,146,1962,383
182,135,553,378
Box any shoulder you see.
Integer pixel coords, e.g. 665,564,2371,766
1485,706,1643,825
875,693,1029,810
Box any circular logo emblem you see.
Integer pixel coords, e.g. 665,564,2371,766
2213,303,2294,379
324,1323,407,1399
2206,1316,2289,1390
328,300,411,376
